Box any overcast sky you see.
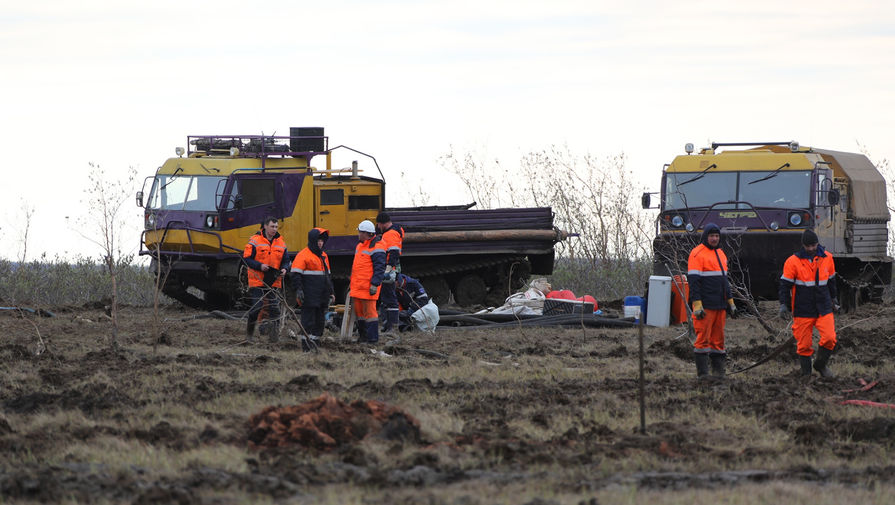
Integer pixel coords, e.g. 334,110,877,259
1,0,893,260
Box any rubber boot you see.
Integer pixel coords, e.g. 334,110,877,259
355,320,367,343
799,355,813,376
267,321,280,343
302,335,319,352
813,346,834,377
709,353,726,378
366,320,380,344
246,322,256,342
382,310,399,336
694,353,710,379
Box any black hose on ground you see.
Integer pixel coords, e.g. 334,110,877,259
438,313,635,330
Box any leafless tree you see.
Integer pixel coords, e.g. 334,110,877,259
437,144,654,298
16,199,35,264
77,163,138,349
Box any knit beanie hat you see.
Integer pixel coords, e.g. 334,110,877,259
801,229,819,246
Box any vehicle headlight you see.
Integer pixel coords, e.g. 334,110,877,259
685,223,695,232
147,213,156,229
770,221,779,231
671,215,684,227
789,213,802,226
206,215,215,228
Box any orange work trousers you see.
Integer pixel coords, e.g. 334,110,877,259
693,308,726,353
792,313,836,356
352,297,379,323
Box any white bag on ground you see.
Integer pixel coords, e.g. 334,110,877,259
410,300,440,332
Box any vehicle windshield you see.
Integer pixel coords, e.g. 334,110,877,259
147,175,228,211
665,172,737,209
740,170,811,208
664,170,811,210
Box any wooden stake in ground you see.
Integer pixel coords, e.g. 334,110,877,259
340,297,356,340
638,317,646,434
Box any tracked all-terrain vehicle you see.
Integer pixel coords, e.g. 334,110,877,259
138,127,566,310
643,141,892,310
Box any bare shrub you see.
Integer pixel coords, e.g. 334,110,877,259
437,145,654,300
76,163,138,348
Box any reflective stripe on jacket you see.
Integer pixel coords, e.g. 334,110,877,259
779,245,837,318
381,225,404,267
350,237,387,299
243,232,288,288
687,243,730,310
290,248,332,307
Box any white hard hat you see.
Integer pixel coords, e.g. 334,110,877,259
357,220,376,233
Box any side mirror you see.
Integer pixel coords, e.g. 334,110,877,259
136,191,144,208
234,194,243,209
827,188,840,206
641,192,651,209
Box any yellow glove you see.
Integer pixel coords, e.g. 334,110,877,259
692,300,705,320
726,298,737,318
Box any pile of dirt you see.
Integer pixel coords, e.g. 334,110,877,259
247,393,420,450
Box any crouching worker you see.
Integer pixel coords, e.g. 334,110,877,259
395,273,439,333
778,229,839,377
687,223,737,379
395,273,429,324
243,216,289,342
349,220,387,344
291,228,335,349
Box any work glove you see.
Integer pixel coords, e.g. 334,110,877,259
778,304,791,320
833,300,841,314
295,290,304,306
692,300,705,320
329,294,336,306
369,284,379,296
726,299,737,319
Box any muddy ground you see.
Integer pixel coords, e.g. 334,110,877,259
2,300,895,504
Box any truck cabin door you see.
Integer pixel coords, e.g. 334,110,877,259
814,166,843,250
315,182,382,238
223,175,281,239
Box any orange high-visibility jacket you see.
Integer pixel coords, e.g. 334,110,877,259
243,232,288,288
687,243,731,310
350,237,387,299
380,224,404,267
290,228,333,307
779,245,837,318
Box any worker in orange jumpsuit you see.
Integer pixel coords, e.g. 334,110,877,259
243,216,289,342
350,219,387,344
290,227,334,349
778,229,839,377
376,212,404,334
687,223,737,378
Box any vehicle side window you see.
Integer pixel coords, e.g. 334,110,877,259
349,195,379,210
320,189,344,205
239,178,275,208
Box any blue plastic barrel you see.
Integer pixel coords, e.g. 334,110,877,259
623,296,643,322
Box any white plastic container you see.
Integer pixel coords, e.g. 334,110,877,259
646,275,672,327
623,296,643,322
